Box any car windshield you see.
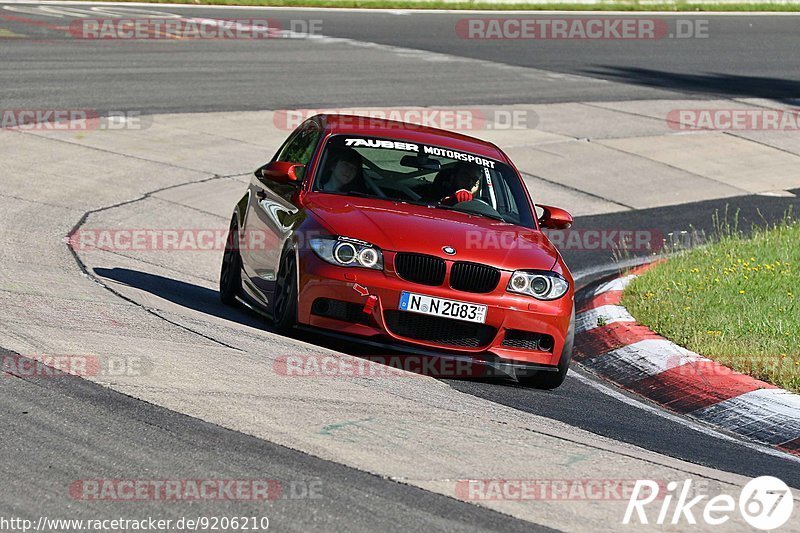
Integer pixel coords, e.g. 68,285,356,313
312,134,536,228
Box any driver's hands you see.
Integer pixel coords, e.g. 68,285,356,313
454,189,473,203
442,189,473,205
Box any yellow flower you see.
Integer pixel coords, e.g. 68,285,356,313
739,290,746,294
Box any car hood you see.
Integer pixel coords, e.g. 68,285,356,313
304,193,559,272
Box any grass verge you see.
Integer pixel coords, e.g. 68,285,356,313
82,0,800,12
622,211,800,392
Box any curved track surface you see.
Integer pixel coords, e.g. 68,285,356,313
2,6,800,111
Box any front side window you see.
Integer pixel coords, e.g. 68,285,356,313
275,124,322,179
312,135,535,228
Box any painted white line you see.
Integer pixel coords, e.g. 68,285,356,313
294,30,607,84
593,273,637,296
570,370,800,464
691,388,800,445
17,5,610,85
582,338,706,384
572,256,652,288
5,1,800,16
575,304,634,334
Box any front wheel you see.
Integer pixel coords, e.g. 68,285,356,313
220,219,242,306
518,309,574,390
517,359,569,390
272,249,298,333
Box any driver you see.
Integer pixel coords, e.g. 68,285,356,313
440,162,482,205
321,147,369,194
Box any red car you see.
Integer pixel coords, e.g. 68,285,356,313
220,115,575,388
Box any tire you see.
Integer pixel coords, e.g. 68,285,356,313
272,248,298,333
220,218,243,306
517,309,575,390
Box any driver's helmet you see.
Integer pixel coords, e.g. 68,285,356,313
452,162,482,192
331,146,362,169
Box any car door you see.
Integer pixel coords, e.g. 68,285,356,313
242,123,322,299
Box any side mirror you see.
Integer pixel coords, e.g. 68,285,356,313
538,204,573,230
256,161,304,185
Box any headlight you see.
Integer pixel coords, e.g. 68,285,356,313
309,236,384,270
507,270,569,300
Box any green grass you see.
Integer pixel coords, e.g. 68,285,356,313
81,0,800,12
622,212,800,392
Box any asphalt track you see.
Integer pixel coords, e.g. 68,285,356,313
2,6,800,112
0,349,544,532
2,3,800,531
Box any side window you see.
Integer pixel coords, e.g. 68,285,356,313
500,177,519,215
275,126,321,180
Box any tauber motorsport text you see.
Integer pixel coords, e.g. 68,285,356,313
623,476,794,529
343,138,497,168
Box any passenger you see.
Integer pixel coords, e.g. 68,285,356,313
321,147,370,194
440,162,482,205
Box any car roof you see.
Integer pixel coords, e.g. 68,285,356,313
311,114,508,162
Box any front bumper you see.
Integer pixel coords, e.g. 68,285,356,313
296,250,574,367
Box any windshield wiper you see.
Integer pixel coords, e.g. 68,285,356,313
343,191,421,205
328,192,506,222
432,203,507,222
327,191,383,200
348,191,381,199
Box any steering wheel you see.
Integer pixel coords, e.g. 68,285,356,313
453,198,505,220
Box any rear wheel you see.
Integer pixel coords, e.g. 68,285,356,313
220,218,242,306
272,249,298,333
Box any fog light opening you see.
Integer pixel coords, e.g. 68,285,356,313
537,335,554,352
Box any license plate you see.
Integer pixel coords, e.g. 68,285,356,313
399,291,487,324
